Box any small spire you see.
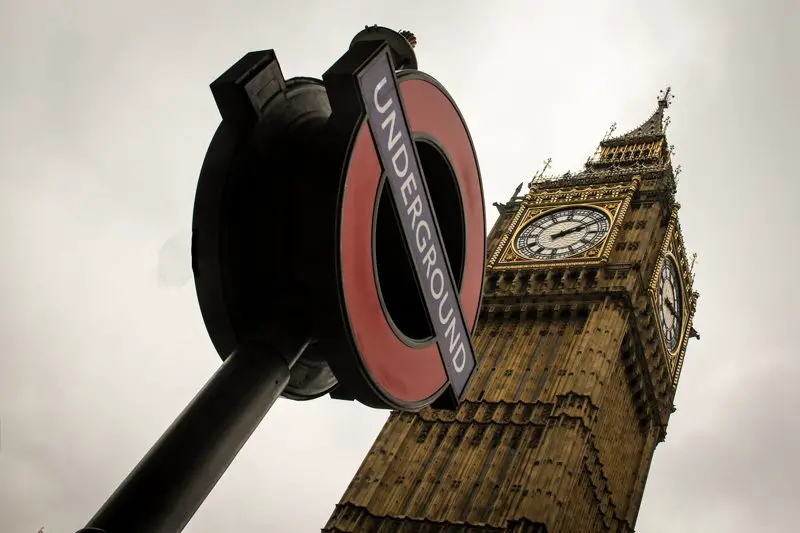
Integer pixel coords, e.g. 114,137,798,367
603,122,617,140
529,157,553,184
538,157,552,176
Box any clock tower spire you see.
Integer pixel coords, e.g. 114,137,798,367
324,90,699,533
584,86,675,175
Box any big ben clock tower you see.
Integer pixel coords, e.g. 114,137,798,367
324,88,699,532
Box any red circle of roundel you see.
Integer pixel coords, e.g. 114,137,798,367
339,74,485,405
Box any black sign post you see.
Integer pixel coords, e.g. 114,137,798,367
77,342,307,533
75,26,485,533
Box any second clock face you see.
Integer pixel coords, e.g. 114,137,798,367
657,257,684,353
515,207,611,260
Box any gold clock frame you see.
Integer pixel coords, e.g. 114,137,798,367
488,178,640,271
650,252,686,364
648,204,697,382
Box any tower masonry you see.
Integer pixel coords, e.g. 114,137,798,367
324,88,699,533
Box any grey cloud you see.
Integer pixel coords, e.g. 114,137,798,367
1,1,797,532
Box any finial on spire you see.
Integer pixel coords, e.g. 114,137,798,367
531,157,553,183
603,122,617,140
658,86,674,110
399,30,417,49
540,157,552,175
689,252,700,288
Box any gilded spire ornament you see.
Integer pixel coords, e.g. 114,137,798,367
528,157,553,186
603,122,617,140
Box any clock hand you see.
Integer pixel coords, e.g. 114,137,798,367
552,224,583,239
556,226,578,239
664,298,677,317
552,222,595,239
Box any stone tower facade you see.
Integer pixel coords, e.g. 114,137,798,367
324,89,699,532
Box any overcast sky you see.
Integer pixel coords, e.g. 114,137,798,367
1,1,798,532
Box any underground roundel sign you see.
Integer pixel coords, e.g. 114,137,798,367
324,41,485,410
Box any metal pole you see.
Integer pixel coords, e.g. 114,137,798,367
77,341,308,533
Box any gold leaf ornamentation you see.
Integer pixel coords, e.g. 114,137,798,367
503,249,523,262
523,208,544,222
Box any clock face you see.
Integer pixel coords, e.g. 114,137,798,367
657,258,684,352
515,207,611,260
